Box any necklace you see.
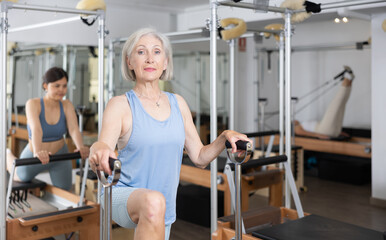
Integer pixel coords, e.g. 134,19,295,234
134,90,162,108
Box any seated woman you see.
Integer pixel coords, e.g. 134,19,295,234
294,73,354,140
89,28,250,240
7,67,89,190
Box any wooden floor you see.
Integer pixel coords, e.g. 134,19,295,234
170,175,386,240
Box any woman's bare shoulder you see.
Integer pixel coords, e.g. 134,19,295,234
26,98,41,109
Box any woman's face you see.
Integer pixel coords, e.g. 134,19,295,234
44,77,68,100
127,34,168,82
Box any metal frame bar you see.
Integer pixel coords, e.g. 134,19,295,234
229,39,235,131
195,52,202,133
11,3,99,15
284,11,304,217
8,16,80,33
0,2,104,238
321,0,386,10
209,0,218,233
217,0,286,13
0,6,8,240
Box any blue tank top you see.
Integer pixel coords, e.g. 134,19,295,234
114,90,185,225
27,98,67,142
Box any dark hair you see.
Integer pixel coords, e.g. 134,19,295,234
42,67,68,89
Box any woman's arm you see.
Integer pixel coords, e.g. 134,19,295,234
25,99,50,164
176,94,251,168
89,95,130,175
63,100,89,159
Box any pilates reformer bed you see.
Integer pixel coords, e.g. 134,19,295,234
179,154,284,217
263,134,371,159
6,153,100,240
212,141,384,240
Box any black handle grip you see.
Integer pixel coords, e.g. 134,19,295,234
15,152,81,167
228,155,287,170
225,140,249,150
245,130,279,138
109,157,118,172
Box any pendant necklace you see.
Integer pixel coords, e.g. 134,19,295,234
135,90,162,108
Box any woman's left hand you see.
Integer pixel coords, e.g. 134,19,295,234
75,146,90,160
222,130,252,153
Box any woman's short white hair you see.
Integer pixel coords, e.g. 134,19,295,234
121,28,173,81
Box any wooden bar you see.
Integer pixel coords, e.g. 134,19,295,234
264,134,371,158
213,207,307,240
180,164,283,216
11,114,27,126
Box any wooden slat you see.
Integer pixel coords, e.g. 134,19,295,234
18,206,97,226
264,134,371,158
213,207,311,240
12,114,27,125
180,164,228,191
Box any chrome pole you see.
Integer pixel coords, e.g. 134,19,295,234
209,0,218,234
229,39,235,131
284,11,304,218
97,11,106,240
0,3,8,239
108,40,114,101
279,32,284,156
284,11,292,209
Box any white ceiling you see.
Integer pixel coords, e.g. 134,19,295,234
106,0,209,12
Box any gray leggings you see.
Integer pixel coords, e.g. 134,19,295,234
16,143,72,190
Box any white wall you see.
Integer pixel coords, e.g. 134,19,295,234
7,0,173,46
291,19,371,129
228,18,372,133
371,13,386,203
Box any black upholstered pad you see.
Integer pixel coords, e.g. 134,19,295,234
252,214,383,240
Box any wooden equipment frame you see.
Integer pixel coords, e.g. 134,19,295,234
264,134,371,158
6,185,99,240
180,164,283,216
212,207,305,240
294,136,371,158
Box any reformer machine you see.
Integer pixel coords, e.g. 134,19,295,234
213,141,384,240
0,4,106,238
6,152,99,239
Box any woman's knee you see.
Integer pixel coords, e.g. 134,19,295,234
136,191,166,222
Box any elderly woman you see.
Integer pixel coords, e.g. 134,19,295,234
89,28,250,240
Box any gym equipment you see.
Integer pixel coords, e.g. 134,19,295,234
225,140,253,240
214,142,382,240
6,152,99,239
295,66,355,114
224,140,287,240
96,157,122,240
264,134,371,159
219,18,247,41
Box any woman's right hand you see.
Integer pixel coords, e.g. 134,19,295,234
35,150,51,165
89,142,117,176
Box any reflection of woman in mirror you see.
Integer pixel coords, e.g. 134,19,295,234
7,67,89,190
